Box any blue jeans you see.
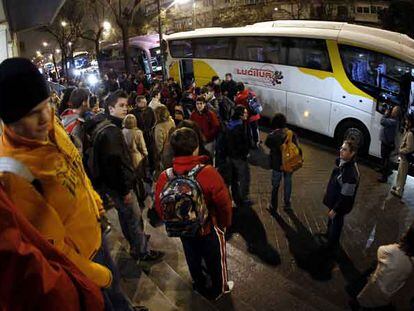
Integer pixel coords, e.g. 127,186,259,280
271,170,292,209
108,190,150,256
93,237,134,311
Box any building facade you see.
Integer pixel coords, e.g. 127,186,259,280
139,0,390,35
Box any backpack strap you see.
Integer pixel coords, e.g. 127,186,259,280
0,157,43,194
284,129,293,144
166,168,175,180
187,164,206,179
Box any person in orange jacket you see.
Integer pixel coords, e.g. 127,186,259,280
0,185,104,311
0,58,144,311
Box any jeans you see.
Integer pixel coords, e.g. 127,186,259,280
93,236,134,311
229,158,250,206
107,189,150,256
271,170,292,209
326,212,344,246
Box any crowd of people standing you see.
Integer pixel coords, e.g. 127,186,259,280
0,57,413,311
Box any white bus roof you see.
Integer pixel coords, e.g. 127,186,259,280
165,20,414,64
102,34,159,51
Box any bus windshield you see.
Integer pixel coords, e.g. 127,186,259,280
339,44,413,105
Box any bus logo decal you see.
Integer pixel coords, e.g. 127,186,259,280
235,67,284,86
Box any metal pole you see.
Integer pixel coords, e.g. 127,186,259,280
157,0,166,80
193,0,195,29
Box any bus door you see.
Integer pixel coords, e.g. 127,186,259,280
180,59,194,89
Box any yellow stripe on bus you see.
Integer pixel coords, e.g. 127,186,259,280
300,40,372,100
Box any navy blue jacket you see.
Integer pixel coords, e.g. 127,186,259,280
323,158,360,215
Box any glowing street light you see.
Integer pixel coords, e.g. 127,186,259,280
36,50,42,56
103,21,111,31
42,41,48,47
61,20,68,27
55,48,61,54
274,7,279,11
68,42,73,47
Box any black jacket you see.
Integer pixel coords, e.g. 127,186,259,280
323,158,360,215
265,128,299,171
131,106,156,145
221,80,238,101
91,114,135,196
225,119,250,160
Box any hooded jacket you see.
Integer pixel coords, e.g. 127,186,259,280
0,114,111,288
155,155,232,235
190,109,220,143
0,186,104,310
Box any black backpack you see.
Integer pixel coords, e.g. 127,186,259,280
160,164,209,237
84,119,117,181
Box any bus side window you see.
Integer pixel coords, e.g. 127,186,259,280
287,38,331,72
339,44,414,105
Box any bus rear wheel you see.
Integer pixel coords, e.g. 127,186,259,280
335,121,370,155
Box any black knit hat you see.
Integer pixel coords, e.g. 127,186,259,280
0,58,50,124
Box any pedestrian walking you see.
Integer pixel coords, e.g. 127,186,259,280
235,82,261,148
265,113,301,213
378,106,400,183
122,114,148,209
356,225,414,309
154,105,175,178
88,90,163,263
0,57,142,310
391,113,414,198
323,140,360,248
155,127,233,300
132,95,156,176
220,73,238,101
190,96,220,157
225,105,251,206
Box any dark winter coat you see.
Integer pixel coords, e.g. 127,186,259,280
225,119,250,160
221,80,238,101
90,114,135,196
323,158,360,215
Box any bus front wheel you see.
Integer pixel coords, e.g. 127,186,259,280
335,120,370,155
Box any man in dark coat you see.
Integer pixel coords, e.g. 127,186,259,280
225,105,251,206
323,139,360,248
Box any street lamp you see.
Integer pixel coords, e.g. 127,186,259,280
61,20,67,27
42,41,48,47
55,48,61,54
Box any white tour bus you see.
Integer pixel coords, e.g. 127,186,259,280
99,34,162,79
164,20,414,156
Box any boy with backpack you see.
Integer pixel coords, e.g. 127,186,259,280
154,127,233,300
235,82,262,148
265,113,302,214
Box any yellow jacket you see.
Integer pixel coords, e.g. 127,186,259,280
0,113,112,288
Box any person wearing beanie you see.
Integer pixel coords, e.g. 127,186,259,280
224,105,251,207
0,58,144,311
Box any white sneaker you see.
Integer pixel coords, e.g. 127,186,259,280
224,281,234,294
